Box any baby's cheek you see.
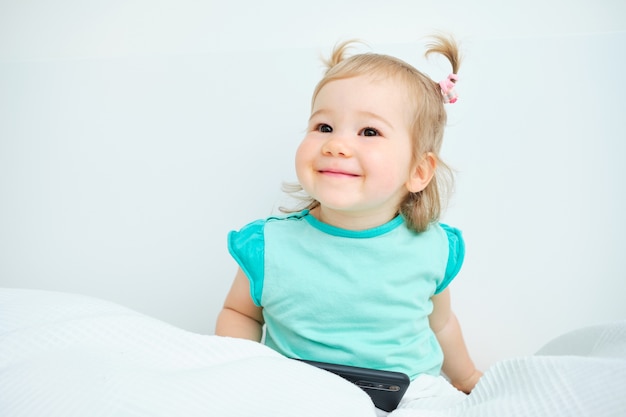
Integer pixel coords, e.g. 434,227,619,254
294,143,315,184
294,143,308,170
371,166,412,199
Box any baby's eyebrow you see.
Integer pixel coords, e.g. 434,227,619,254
358,111,393,129
308,109,330,122
309,109,393,129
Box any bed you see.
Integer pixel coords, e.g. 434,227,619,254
1,288,625,416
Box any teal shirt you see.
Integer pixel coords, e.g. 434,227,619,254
228,210,465,380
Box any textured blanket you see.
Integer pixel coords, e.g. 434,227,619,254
391,321,626,416
1,288,625,417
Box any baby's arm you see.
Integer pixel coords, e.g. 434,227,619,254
429,288,482,393
215,267,264,342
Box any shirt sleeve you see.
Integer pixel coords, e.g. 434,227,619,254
435,224,465,294
227,219,266,306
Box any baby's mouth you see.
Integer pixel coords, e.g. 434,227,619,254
319,169,359,177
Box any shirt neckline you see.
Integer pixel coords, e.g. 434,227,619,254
301,209,404,238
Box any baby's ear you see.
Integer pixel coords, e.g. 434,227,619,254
406,153,436,193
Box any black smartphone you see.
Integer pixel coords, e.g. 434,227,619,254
295,359,410,412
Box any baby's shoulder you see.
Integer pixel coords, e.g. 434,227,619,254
438,223,463,246
233,210,309,238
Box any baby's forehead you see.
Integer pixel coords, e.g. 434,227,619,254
311,62,424,115
311,75,415,124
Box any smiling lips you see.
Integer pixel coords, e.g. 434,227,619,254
318,169,360,178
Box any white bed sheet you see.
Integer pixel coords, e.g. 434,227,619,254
391,321,626,416
1,288,625,417
0,288,376,417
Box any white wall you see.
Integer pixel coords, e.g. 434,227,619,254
1,0,625,371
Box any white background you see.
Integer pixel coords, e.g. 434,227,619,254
1,0,625,371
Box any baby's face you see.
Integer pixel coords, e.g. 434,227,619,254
295,74,419,226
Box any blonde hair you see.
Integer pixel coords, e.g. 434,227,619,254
283,34,461,232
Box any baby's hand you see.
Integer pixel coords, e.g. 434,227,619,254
452,369,483,394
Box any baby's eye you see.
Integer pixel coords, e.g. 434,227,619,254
317,124,333,133
360,127,380,137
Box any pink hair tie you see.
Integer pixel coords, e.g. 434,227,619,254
439,74,459,104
